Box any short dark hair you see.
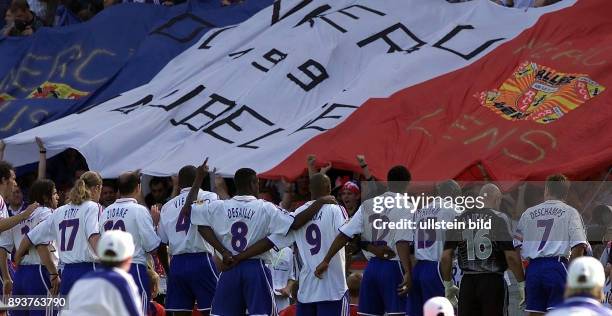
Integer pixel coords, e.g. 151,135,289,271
118,172,140,195
29,179,56,207
100,250,124,268
102,179,117,191
387,165,411,192
545,174,570,199
0,161,13,184
178,165,197,189
149,177,167,188
234,168,257,192
9,0,29,13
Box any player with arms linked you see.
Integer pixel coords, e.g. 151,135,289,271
315,165,414,316
188,161,335,316
234,173,350,316
408,180,463,316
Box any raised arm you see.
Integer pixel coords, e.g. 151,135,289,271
36,137,47,180
181,158,209,217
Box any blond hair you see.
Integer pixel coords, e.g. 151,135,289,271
68,171,102,205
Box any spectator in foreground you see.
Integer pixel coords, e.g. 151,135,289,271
63,230,143,316
424,297,455,316
546,256,612,315
7,0,42,36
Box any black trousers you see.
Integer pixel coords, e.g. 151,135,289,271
458,273,508,316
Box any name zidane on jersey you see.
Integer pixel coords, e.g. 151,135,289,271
371,217,492,231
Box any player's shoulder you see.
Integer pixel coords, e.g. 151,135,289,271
199,190,219,201
81,200,100,209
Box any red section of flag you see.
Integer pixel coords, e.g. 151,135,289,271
263,0,612,182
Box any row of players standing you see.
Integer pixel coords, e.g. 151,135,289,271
0,156,605,316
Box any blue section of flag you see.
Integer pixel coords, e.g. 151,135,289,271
0,0,271,139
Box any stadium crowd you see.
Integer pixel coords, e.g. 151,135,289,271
0,0,565,37
0,137,610,315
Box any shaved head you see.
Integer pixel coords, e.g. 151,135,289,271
436,180,461,198
309,173,331,198
480,183,502,209
118,171,140,196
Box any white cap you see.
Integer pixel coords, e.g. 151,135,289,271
567,256,605,289
423,297,455,316
97,230,135,262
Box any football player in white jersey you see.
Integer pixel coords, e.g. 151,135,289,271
158,164,219,316
100,171,162,314
408,180,462,316
315,165,414,316
0,179,59,314
63,230,143,316
268,246,296,311
191,167,334,316
238,174,349,315
16,171,103,296
514,174,588,315
0,161,39,295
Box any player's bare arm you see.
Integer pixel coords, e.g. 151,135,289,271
229,237,276,271
0,202,38,232
198,225,233,266
396,241,412,295
504,249,526,305
570,243,587,261
157,243,170,274
290,195,337,230
88,233,100,255
36,244,60,295
360,241,397,260
314,232,351,279
181,157,209,218
0,249,12,296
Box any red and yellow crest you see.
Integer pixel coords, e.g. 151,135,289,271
476,61,605,124
0,93,14,102
27,82,89,100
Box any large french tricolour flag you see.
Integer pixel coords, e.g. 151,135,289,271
4,0,611,182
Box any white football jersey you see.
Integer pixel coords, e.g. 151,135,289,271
61,267,143,316
28,201,100,264
158,188,218,256
100,198,160,266
340,192,413,261
0,195,8,219
0,207,59,265
269,202,348,303
268,247,296,293
413,201,462,261
514,200,587,259
191,195,294,262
